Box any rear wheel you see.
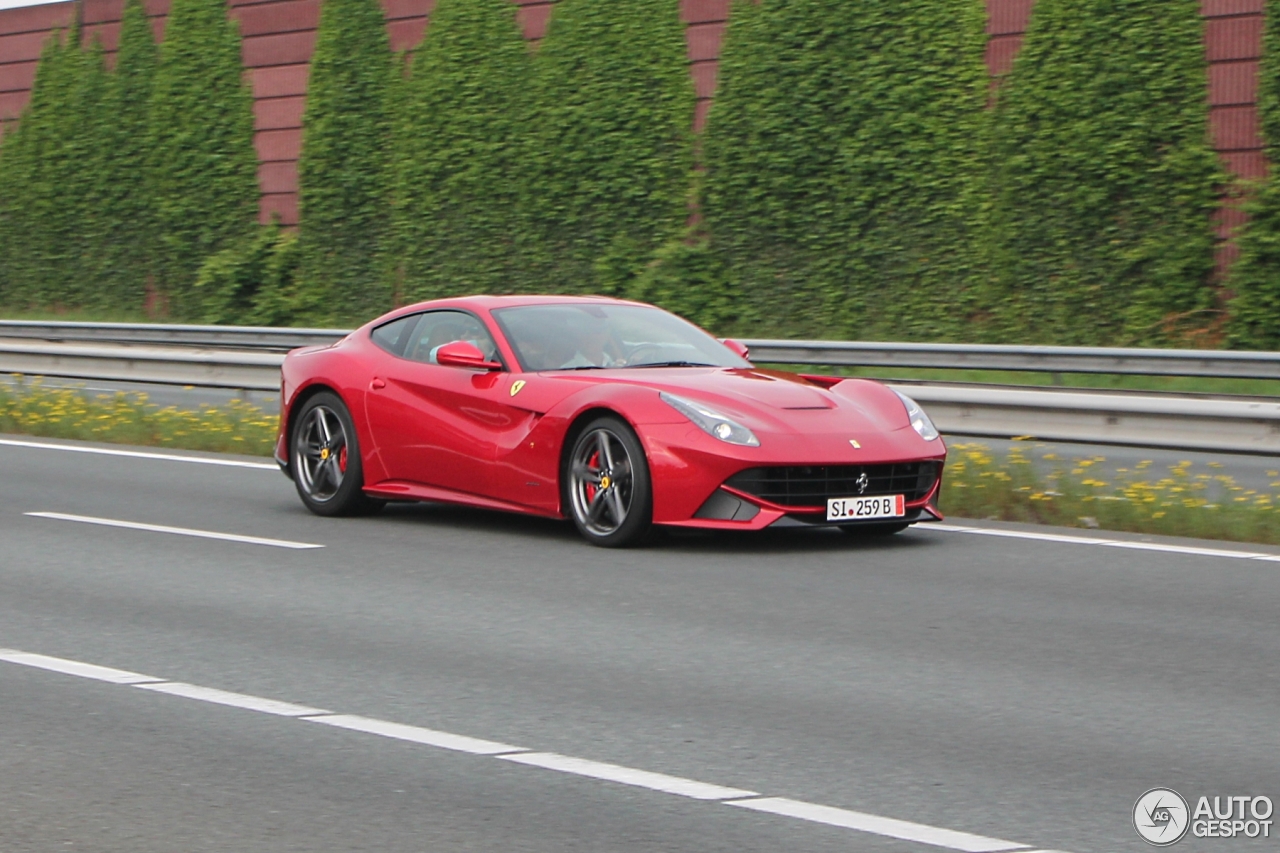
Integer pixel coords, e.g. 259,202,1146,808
291,391,384,517
564,416,653,547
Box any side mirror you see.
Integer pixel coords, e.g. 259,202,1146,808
721,338,751,361
435,340,502,371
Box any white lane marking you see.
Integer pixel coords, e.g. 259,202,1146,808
0,646,1063,853
134,682,330,717
0,438,278,470
26,512,323,550
931,523,1280,563
306,714,523,756
499,752,758,801
726,798,1027,852
0,649,163,685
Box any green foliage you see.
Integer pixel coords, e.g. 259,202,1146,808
297,0,394,322
1226,0,1280,349
625,233,735,330
988,0,1222,345
0,25,115,310
524,0,695,295
701,0,990,341
147,0,259,318
193,223,306,326
389,0,531,302
94,0,159,314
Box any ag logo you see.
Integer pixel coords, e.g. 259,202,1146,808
1134,788,1190,846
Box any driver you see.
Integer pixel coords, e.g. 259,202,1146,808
520,314,620,370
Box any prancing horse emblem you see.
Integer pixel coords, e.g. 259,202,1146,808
849,439,861,449
855,472,870,494
510,380,526,397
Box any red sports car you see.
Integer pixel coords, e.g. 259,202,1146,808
275,296,946,546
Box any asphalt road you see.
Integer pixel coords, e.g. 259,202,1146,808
1,434,1278,852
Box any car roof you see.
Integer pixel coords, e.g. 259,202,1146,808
397,294,647,313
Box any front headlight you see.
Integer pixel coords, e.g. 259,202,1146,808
893,389,940,441
660,392,760,447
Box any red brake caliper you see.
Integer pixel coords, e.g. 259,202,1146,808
338,446,348,473
585,450,600,501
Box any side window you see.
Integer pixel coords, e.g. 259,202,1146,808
371,314,418,356
403,311,500,365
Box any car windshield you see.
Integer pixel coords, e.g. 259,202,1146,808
493,304,750,372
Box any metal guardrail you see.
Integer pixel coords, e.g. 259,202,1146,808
1,323,1279,454
740,339,1280,380
5,321,1280,380
0,320,347,352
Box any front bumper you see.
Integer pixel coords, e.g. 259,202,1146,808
639,422,946,530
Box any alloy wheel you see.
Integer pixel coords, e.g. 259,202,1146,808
568,427,635,537
294,404,348,502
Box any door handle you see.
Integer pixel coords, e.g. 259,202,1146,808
370,378,386,390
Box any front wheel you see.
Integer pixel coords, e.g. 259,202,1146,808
564,416,653,547
291,391,384,517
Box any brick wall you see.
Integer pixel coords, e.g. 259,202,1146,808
0,0,1270,231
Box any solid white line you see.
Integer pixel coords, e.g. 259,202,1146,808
134,682,330,717
498,752,758,801
931,523,1280,563
724,798,1027,853
0,646,1066,853
26,512,323,550
0,437,278,470
306,715,523,756
0,649,163,685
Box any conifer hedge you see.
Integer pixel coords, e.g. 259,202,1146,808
389,0,532,302
987,0,1222,346
96,0,158,313
147,0,259,318
525,0,695,295
0,33,66,307
1226,0,1280,349
296,0,394,323
0,25,114,310
701,0,990,341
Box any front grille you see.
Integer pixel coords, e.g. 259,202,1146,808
726,462,940,508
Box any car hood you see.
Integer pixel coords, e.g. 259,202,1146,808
533,367,911,435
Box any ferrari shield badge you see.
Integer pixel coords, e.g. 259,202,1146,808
849,439,861,449
510,380,527,397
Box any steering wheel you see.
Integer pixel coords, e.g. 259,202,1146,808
623,343,666,367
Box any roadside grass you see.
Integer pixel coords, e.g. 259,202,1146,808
939,441,1280,546
3,377,1277,546
0,376,278,456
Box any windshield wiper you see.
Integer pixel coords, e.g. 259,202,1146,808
624,361,717,368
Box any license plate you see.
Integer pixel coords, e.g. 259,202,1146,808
827,494,905,522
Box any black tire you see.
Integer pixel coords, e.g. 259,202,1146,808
839,521,910,536
291,391,385,517
563,415,653,547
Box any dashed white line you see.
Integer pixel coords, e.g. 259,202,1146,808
725,797,1027,852
135,682,330,717
499,752,759,801
306,714,523,756
26,512,323,550
0,649,163,685
0,647,1053,853
0,437,278,469
931,523,1280,562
